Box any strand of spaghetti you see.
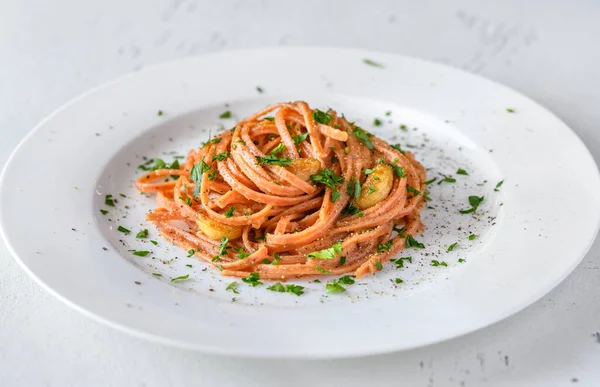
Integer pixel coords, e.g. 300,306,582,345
220,245,269,270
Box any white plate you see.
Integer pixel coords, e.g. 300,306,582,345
1,48,599,358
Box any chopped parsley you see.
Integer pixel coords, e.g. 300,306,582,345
179,196,192,206
310,168,344,189
100,209,109,215
364,169,375,175
331,190,341,203
424,177,437,185
431,260,448,267
393,225,406,237
234,247,250,259
389,163,406,178
338,255,346,266
391,256,412,269
105,194,115,207
207,170,216,180
117,225,130,234
292,132,309,145
316,266,332,274
377,240,393,253
186,264,192,268
456,168,469,175
494,179,504,192
224,206,235,218
187,249,195,257
218,236,229,256
219,111,232,119
395,278,404,284
385,111,392,116
506,108,515,113
338,275,355,285
268,283,305,296
438,176,456,184
131,250,150,257
447,242,458,252
375,261,383,271
363,58,384,68
150,240,158,245
256,154,292,166
368,185,376,195
212,152,230,162
407,186,420,197
271,143,285,155
169,159,180,170
242,272,263,287
405,235,424,248
342,202,362,216
352,127,374,150
459,196,485,214
158,110,163,116
263,116,275,122
307,242,343,260
468,234,477,240
312,109,332,125
190,160,210,197
373,118,382,126
136,229,148,238
170,274,190,282
267,282,285,292
226,282,239,294
325,281,346,293
202,137,222,147
286,284,305,296
256,86,264,93
152,273,162,277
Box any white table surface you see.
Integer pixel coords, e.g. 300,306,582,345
1,0,599,386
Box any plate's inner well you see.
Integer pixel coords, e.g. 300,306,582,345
95,96,503,307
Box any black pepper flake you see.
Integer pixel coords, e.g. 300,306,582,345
102,247,108,251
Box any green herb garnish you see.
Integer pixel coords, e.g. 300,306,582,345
405,235,424,248
316,266,332,274
375,261,383,271
242,272,263,287
171,274,190,282
100,209,109,215
352,127,374,150
219,111,232,119
363,58,384,68
136,229,148,238
468,234,477,240
292,132,309,145
310,168,344,190
105,194,115,207
456,168,468,175
226,282,239,294
117,225,130,234
307,242,343,260
447,242,458,252
187,249,195,257
256,154,292,166
494,179,504,192
459,196,485,214
212,152,230,162
431,260,448,267
224,206,235,218
131,250,150,257
373,118,382,126
325,281,346,293
377,240,393,253
312,109,332,125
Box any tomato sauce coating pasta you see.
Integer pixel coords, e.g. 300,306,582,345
136,102,426,280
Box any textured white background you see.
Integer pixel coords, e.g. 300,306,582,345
1,0,600,386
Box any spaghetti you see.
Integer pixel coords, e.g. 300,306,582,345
136,102,426,280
